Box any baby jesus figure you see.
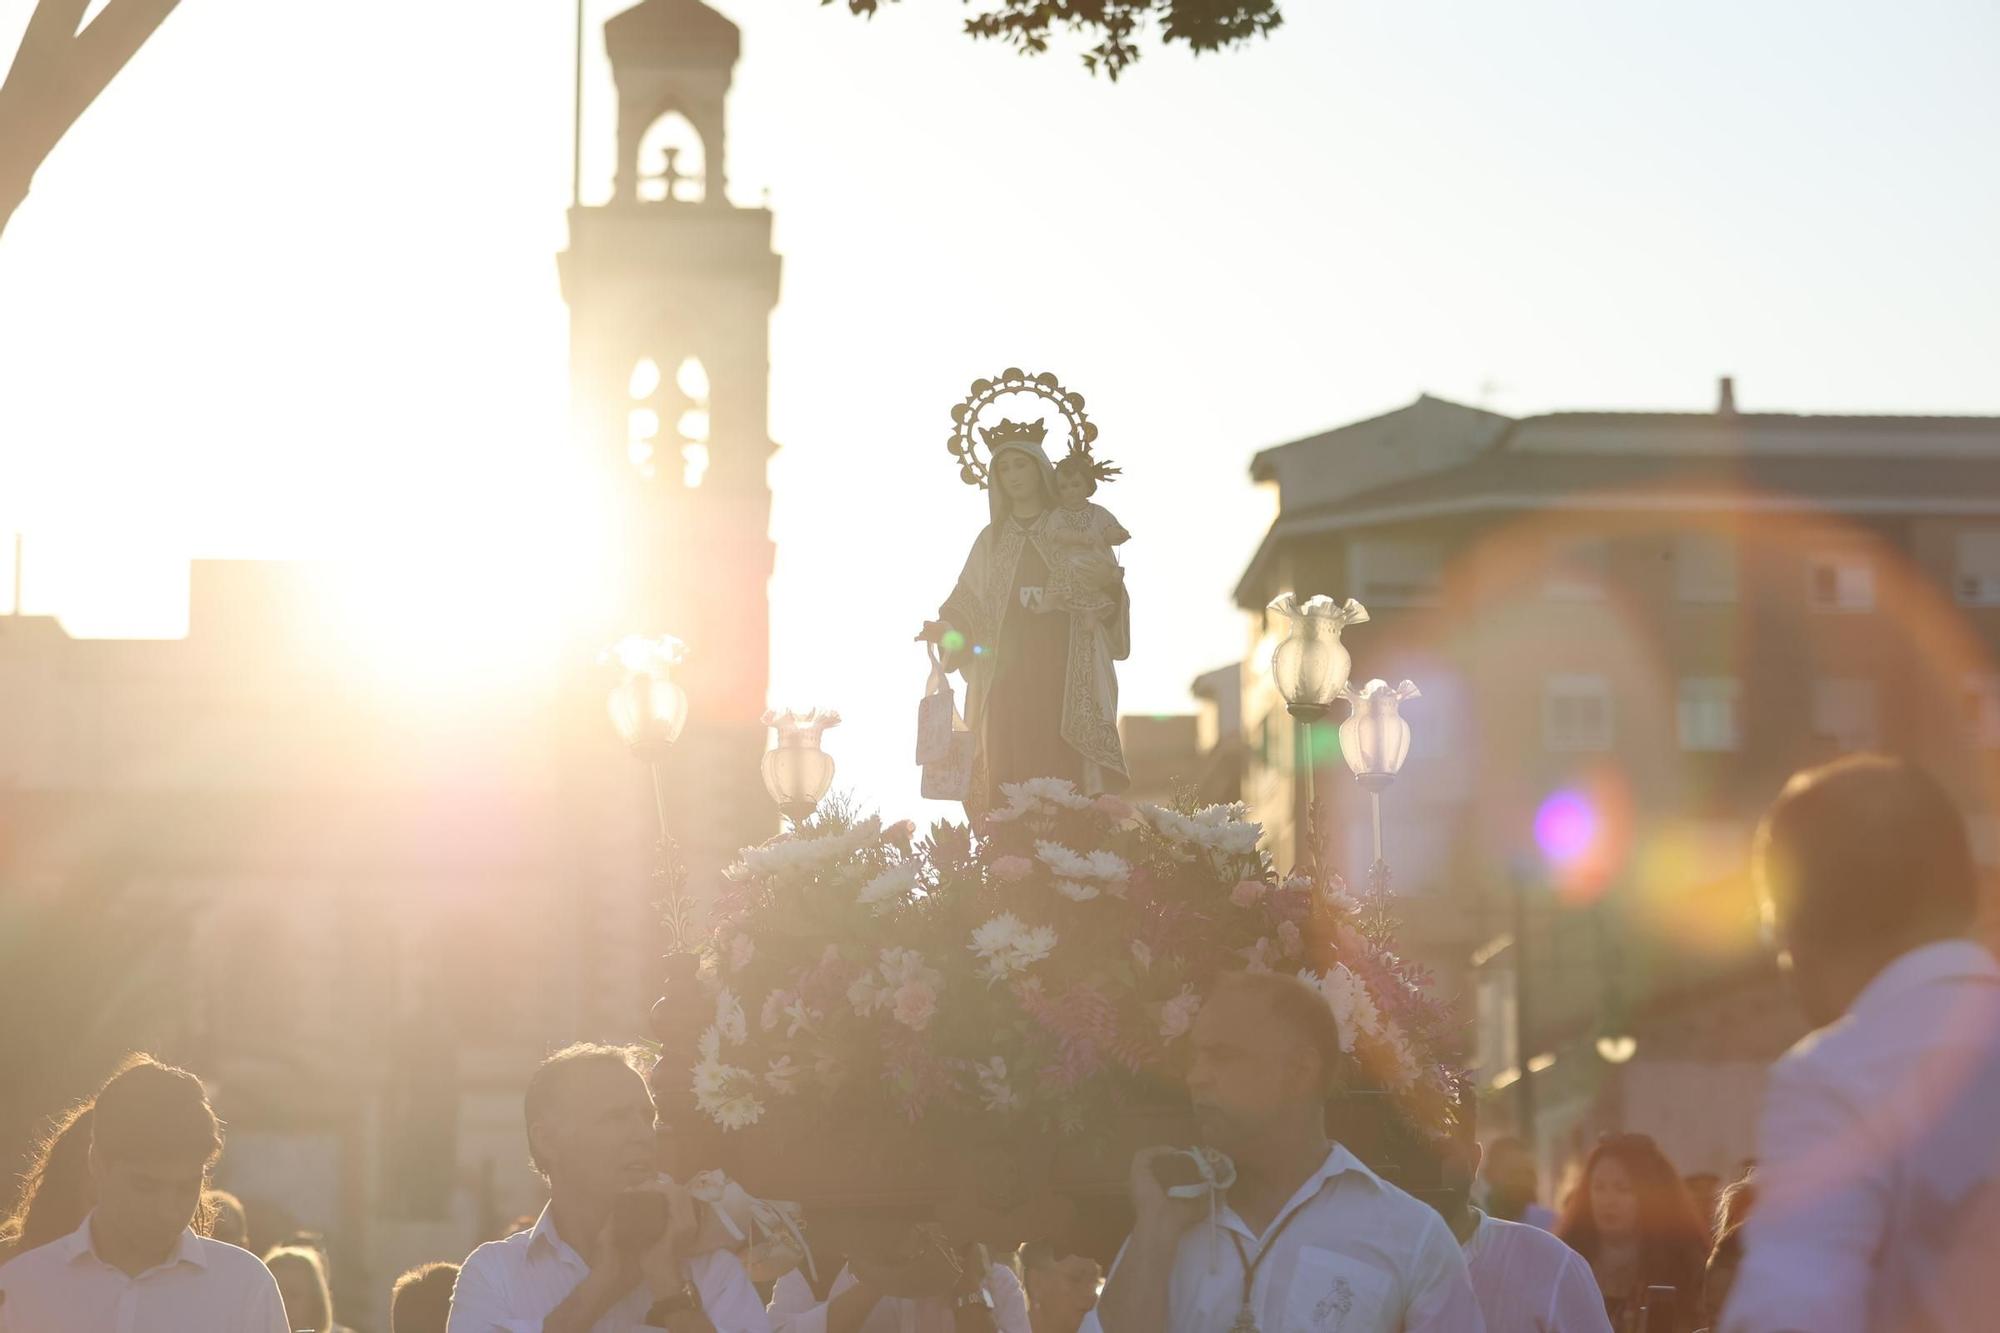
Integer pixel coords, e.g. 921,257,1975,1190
1039,448,1129,615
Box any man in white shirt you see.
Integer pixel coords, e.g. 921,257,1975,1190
1093,971,1484,1332
0,1055,289,1333
1430,1094,1609,1333
448,1043,769,1333
1723,755,2000,1333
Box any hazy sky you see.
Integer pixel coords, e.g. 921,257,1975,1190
2,0,1997,817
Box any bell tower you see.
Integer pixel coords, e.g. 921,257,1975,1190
562,0,779,859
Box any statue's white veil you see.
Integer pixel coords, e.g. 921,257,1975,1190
985,438,1059,528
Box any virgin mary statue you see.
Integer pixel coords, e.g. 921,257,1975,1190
918,373,1129,814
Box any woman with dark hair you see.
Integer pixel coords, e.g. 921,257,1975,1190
1555,1134,1708,1332
0,1101,97,1263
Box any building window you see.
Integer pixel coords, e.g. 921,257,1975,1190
1544,675,1614,752
1676,533,1738,603
1352,538,1444,607
1812,678,1879,751
1544,537,1608,601
1964,674,2000,748
1807,553,1874,612
1956,532,2000,606
1678,677,1741,752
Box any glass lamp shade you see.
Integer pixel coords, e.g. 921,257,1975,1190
1337,678,1420,785
604,635,689,756
1267,594,1370,720
761,709,840,822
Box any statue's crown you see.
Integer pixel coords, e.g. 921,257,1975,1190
979,418,1047,450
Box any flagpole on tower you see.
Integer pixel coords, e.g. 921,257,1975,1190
571,0,586,209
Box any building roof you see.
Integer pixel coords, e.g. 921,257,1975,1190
604,0,741,69
1235,401,2000,607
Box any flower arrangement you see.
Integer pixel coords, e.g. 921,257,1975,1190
695,780,1461,1143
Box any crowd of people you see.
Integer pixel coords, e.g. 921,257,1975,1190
0,752,1993,1331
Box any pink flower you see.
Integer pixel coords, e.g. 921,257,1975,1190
1095,794,1136,821
990,855,1034,882
1230,879,1266,908
1277,920,1303,958
891,980,938,1031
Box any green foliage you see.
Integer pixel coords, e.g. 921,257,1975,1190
825,0,1284,79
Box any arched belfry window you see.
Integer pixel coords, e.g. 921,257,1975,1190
627,357,660,480
636,112,707,204
674,356,712,487
626,354,711,488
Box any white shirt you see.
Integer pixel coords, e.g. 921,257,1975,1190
1723,939,2000,1333
447,1206,771,1333
768,1262,1030,1333
0,1212,288,1333
1461,1210,1611,1333
1086,1143,1484,1332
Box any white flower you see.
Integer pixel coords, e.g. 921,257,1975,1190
764,1056,802,1094
1139,802,1263,860
858,861,920,910
759,990,789,1032
783,997,819,1038
848,973,888,1016
727,933,755,971
1036,841,1094,878
971,912,1028,959
877,947,938,988
989,778,1095,823
711,1092,764,1130
973,1056,1019,1112
1277,921,1303,958
691,1025,765,1130
1084,849,1132,883
969,913,1057,981
1301,964,1383,1054
1055,878,1099,902
739,817,884,879
1035,841,1130,891
1130,940,1154,971
1159,985,1202,1040
715,988,748,1045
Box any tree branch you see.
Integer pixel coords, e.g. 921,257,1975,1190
72,0,183,101
0,0,181,238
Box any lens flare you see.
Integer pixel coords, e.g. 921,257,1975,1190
1534,789,1597,866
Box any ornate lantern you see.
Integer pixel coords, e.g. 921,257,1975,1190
761,709,840,824
1337,678,1421,792
1267,594,1370,722
605,635,689,758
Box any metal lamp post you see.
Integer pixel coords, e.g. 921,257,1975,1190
1337,678,1420,896
605,634,701,1044
760,708,840,826
1267,594,1370,856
